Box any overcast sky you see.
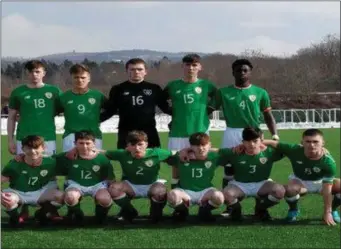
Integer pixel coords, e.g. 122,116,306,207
2,1,340,58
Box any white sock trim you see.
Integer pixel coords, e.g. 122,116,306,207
228,198,238,206
112,193,127,200
268,195,280,202
285,194,300,202
171,178,179,184
223,175,234,180
169,199,182,208
208,200,220,208
98,200,113,208
65,201,79,207
50,201,62,207
6,203,19,211
335,193,341,199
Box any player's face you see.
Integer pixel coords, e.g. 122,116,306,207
127,141,148,159
22,145,45,160
182,62,202,78
72,72,90,89
127,63,146,83
75,139,95,155
233,65,251,83
302,135,324,155
191,142,211,158
243,138,262,154
28,67,46,84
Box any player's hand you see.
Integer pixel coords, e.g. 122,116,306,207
8,141,16,155
1,192,13,209
232,144,245,154
179,148,195,162
323,212,336,226
14,153,25,162
65,147,78,160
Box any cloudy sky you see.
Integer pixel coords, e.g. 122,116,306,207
2,1,340,58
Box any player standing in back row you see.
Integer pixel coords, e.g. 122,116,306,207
164,54,217,151
59,64,106,152
100,58,172,149
7,60,62,155
215,59,279,215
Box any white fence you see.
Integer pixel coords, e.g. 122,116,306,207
1,108,339,135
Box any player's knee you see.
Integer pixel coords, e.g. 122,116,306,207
95,190,113,207
271,184,285,199
223,189,235,203
53,190,65,204
211,191,224,205
167,190,181,206
108,182,124,198
332,178,341,194
285,183,301,196
149,183,167,201
64,190,80,206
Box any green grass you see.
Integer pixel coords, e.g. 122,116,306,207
1,129,341,248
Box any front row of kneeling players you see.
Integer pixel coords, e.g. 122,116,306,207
1,128,340,226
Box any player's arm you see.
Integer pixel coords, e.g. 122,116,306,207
207,83,218,115
100,86,119,122
55,88,64,116
7,108,18,154
321,157,337,225
1,175,9,183
156,85,172,115
262,139,280,148
261,90,279,140
164,154,180,189
105,149,125,161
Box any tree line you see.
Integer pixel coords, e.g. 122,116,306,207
1,34,340,109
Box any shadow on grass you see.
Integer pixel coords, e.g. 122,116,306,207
1,214,328,231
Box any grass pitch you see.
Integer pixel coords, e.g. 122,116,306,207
1,129,340,248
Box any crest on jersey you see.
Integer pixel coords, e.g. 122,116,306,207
92,165,100,172
259,157,268,164
195,87,202,94
73,164,79,168
313,167,321,173
143,89,152,96
127,161,133,164
45,92,52,99
145,160,153,167
88,98,96,105
249,95,256,102
205,161,212,169
40,170,48,177
22,171,27,174
184,163,190,166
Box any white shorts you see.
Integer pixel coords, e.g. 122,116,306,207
289,174,323,193
125,179,167,198
221,127,243,148
17,140,56,156
228,179,272,197
168,131,209,151
62,133,102,152
65,180,107,197
2,184,51,206
176,187,216,206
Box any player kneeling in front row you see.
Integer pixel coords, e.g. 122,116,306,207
56,131,114,224
262,129,340,225
1,135,64,226
167,132,224,222
222,128,285,221
104,131,174,223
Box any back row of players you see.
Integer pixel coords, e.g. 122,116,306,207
1,55,340,226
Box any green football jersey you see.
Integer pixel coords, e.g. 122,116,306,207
8,84,62,141
105,148,173,185
59,89,105,139
168,152,221,191
1,157,57,192
56,153,114,186
215,84,271,128
219,147,283,183
165,79,217,137
277,142,336,183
